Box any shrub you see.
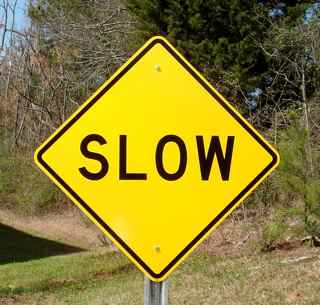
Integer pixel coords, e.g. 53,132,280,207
0,144,63,214
258,108,320,250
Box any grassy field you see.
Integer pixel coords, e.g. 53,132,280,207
0,216,320,305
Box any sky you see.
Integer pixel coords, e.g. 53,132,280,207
15,0,29,30
305,2,320,22
0,0,29,51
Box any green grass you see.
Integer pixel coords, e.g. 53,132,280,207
0,238,319,305
0,249,142,305
0,149,61,214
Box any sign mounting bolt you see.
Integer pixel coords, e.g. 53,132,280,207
155,64,161,72
154,245,161,252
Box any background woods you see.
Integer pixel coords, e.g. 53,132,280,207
1,0,134,148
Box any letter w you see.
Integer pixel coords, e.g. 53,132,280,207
196,136,235,181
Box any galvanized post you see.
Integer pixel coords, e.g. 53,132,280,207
144,276,169,305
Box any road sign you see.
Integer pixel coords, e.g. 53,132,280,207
34,36,279,282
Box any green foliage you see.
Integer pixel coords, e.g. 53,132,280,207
125,0,314,106
250,101,320,250
261,208,289,251
0,146,61,214
264,111,320,244
126,0,267,97
279,120,308,179
279,120,320,223
304,178,320,236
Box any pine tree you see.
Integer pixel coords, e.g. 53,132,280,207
125,0,314,107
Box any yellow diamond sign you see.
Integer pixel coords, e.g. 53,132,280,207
34,36,279,281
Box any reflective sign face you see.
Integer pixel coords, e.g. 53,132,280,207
34,36,279,281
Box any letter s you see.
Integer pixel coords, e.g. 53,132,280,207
79,134,109,180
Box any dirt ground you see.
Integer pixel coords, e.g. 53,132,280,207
0,207,311,256
0,207,263,259
0,208,105,250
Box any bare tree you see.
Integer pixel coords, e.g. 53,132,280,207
0,0,18,147
1,0,135,148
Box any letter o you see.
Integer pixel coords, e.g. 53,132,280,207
155,135,187,181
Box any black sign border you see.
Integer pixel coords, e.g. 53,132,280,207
36,37,278,279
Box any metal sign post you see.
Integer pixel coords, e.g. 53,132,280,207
144,277,169,305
